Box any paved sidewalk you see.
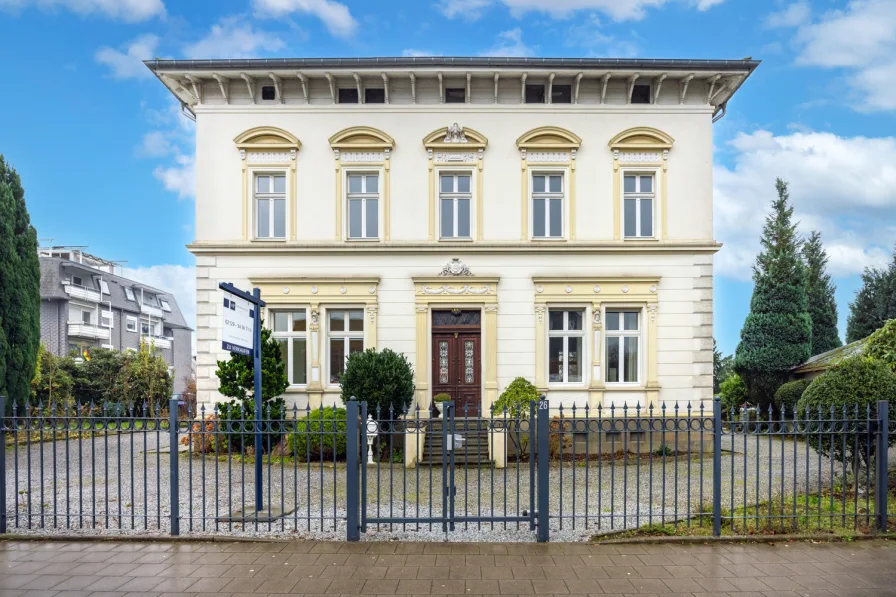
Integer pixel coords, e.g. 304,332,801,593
1,539,895,596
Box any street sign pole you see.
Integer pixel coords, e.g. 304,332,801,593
219,282,266,513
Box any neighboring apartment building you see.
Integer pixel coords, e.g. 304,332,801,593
38,246,193,393
147,56,758,414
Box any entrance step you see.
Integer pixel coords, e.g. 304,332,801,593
419,419,492,466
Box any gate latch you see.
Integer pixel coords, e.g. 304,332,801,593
446,434,465,451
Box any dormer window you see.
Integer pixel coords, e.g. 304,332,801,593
261,85,276,101
365,88,385,103
124,286,135,301
338,88,359,103
72,276,83,287
552,84,572,104
525,84,545,103
445,88,465,103
159,299,172,312
631,84,651,104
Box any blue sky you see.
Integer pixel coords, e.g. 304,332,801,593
1,0,893,357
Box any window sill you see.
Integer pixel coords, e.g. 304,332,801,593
603,384,646,391
345,238,381,242
546,385,589,392
439,237,474,242
531,237,567,242
252,237,288,242
622,237,659,242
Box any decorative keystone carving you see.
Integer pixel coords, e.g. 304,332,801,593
443,122,467,143
439,257,473,277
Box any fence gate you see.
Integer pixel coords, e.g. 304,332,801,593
352,401,537,537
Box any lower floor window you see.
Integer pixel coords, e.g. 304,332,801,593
328,309,364,383
606,310,640,383
272,310,308,386
548,309,584,383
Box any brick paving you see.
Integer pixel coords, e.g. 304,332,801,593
1,538,895,596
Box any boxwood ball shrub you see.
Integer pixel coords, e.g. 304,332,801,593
339,348,414,420
287,406,347,461
797,356,896,468
774,378,811,416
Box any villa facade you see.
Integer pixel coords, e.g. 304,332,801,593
147,57,758,415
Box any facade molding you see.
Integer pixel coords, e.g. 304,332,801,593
610,126,674,241
188,241,723,254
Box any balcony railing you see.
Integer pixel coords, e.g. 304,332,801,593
67,322,111,341
63,283,101,302
143,335,172,350
140,303,165,319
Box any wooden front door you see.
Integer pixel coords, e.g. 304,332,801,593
432,331,481,416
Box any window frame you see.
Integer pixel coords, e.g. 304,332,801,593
338,88,359,103
124,287,136,301
546,307,587,386
437,170,474,241
525,84,545,104
344,168,381,241
326,307,365,385
270,308,309,388
159,299,172,312
253,171,288,241
125,316,137,333
621,170,657,240
100,310,113,329
530,168,567,240
445,87,465,103
604,307,644,386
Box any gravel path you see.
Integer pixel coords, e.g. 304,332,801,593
2,431,863,542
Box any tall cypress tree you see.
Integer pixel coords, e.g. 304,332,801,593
0,155,41,410
846,246,896,342
803,230,842,355
733,179,811,412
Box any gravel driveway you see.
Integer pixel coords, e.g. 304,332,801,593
2,431,861,542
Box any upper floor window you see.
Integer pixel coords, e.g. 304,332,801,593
623,174,654,238
126,316,137,332
338,88,358,103
81,310,92,325
548,309,584,384
532,173,564,239
439,173,472,240
525,84,545,103
365,88,385,103
124,286,135,301
328,309,364,383
631,84,651,104
72,275,84,287
261,85,276,101
347,173,379,240
272,310,308,386
551,84,572,104
159,299,171,312
445,88,465,103
606,310,640,384
141,319,161,337
255,174,286,240
99,280,110,295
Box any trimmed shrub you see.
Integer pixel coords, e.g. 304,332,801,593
216,396,287,453
864,319,896,374
797,357,896,468
433,393,451,403
719,373,748,414
493,377,538,418
340,348,414,420
774,379,811,416
286,407,347,461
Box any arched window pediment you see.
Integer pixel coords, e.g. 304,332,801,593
422,125,488,151
329,126,394,150
234,126,300,151
516,126,581,150
608,127,674,151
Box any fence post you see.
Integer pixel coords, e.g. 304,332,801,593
536,394,549,543
712,396,722,537
876,400,888,533
345,399,360,541
169,397,180,536
0,396,6,535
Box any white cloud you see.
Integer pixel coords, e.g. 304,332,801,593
0,0,164,20
480,28,533,57
783,0,896,112
123,264,196,349
438,0,721,22
94,34,158,79
153,153,195,200
252,0,357,38
764,1,810,28
714,129,896,280
184,16,286,59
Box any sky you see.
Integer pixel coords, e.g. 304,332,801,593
0,0,894,357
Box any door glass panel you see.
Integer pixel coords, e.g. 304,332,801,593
348,309,364,332
533,198,545,237
464,340,475,384
439,341,449,384
623,337,639,382
292,338,307,384
548,337,564,383
549,198,562,237
606,337,620,383
441,198,454,238
457,199,470,238
567,336,582,382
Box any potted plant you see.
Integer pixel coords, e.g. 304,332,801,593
432,393,451,418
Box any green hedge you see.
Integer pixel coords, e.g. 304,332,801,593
719,373,748,414
774,379,811,416
286,406,347,461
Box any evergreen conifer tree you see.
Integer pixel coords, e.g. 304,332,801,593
846,246,896,342
0,155,40,411
803,230,842,355
733,179,811,411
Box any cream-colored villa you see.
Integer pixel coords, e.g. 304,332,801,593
147,57,758,416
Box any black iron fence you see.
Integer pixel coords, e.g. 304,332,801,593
0,396,891,541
